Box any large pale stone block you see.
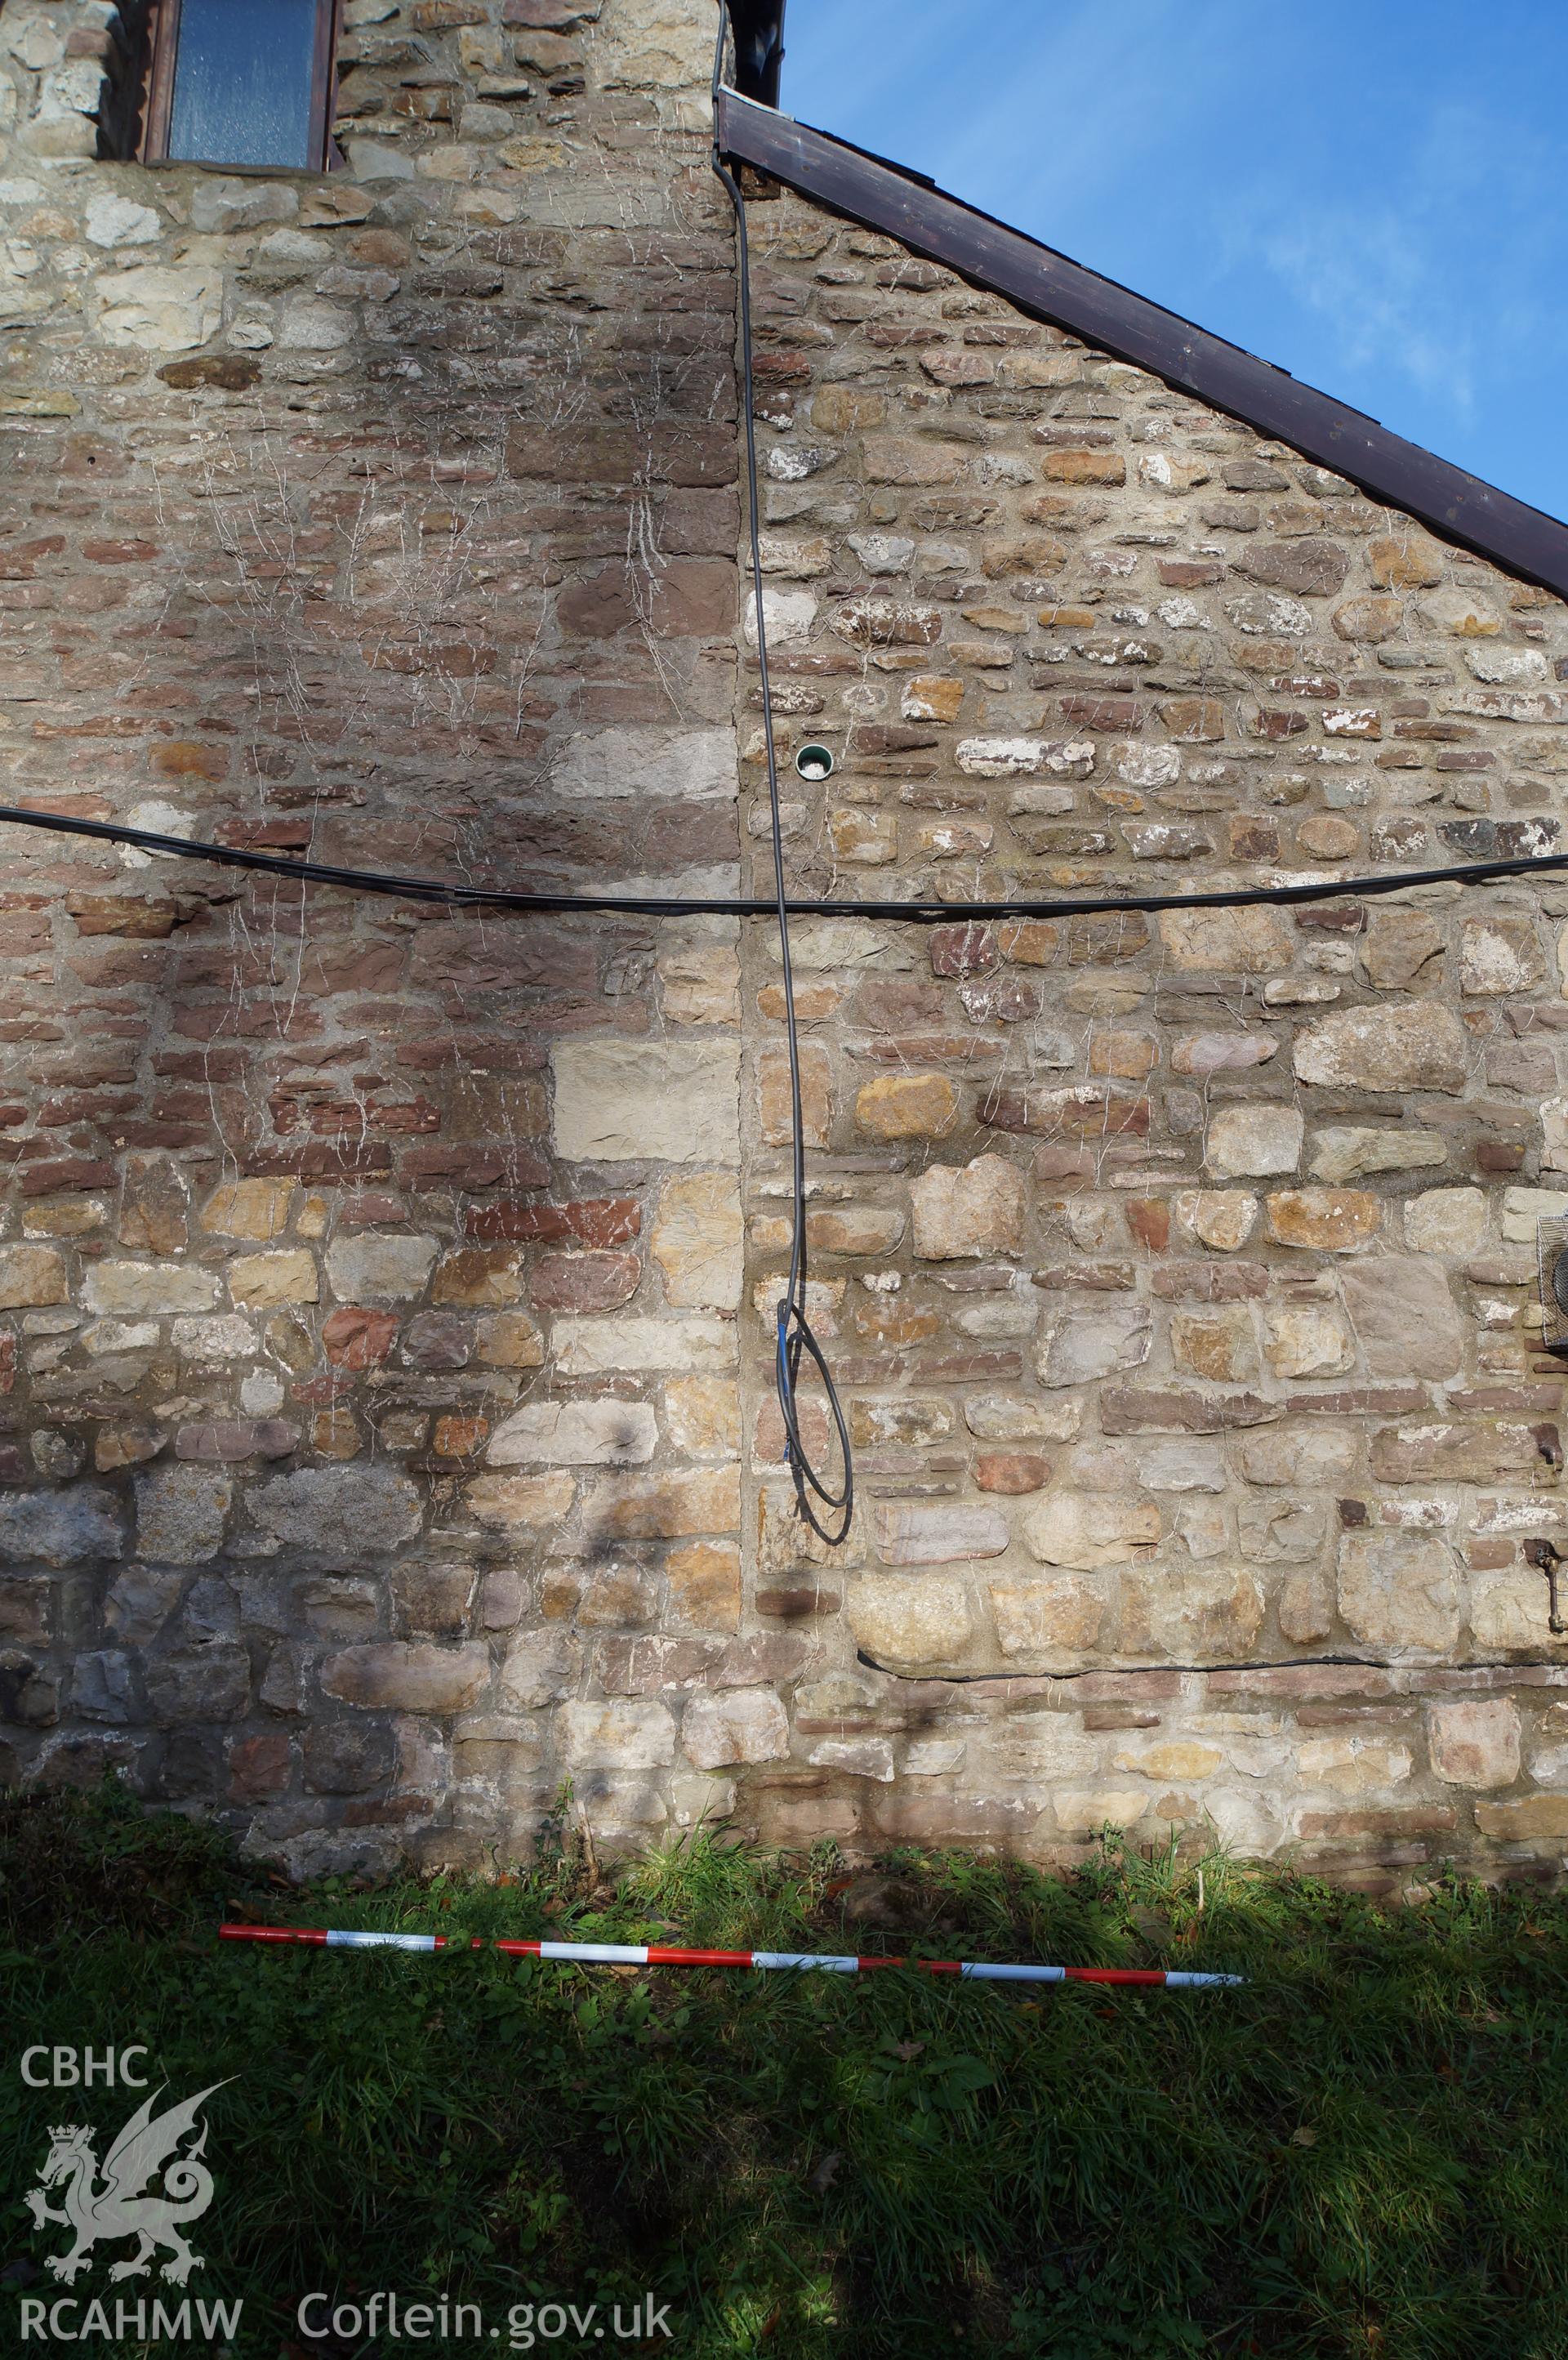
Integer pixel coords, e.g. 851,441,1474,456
1360,908,1445,989
1279,1574,1334,1644
1263,1303,1353,1378
758,1043,832,1148
849,1576,974,1671
1174,1033,1276,1078
873,1501,1010,1564
200,1178,295,1239
251,1466,423,1556
682,1686,789,1769
854,1072,958,1140
666,1541,742,1632
1309,1128,1446,1184
1157,907,1292,972
964,1394,1083,1443
658,931,740,1026
807,1735,894,1781
909,1154,1025,1259
1297,1734,1413,1794
1427,1698,1520,1789
1024,1492,1160,1569
1292,1003,1468,1094
1239,1497,1326,1563
467,1473,577,1530
134,1466,231,1564
1338,1257,1463,1379
1404,1187,1487,1255
1370,1421,1545,1484
1502,1187,1568,1245
1114,1741,1224,1781
95,266,221,352
552,1039,740,1164
583,1469,741,1541
1336,1533,1461,1655
83,1262,220,1315
651,1171,742,1309
965,1713,1097,1785
1239,1428,1357,1486
489,1402,657,1468
1265,1190,1380,1251
1475,1796,1568,1840
1170,1307,1258,1383
0,1244,66,1309
323,1643,489,1713
452,1715,546,1787
188,176,298,233
0,1488,122,1566
1133,1441,1225,1492
758,1482,859,1577
552,1315,735,1375
1459,917,1544,996
1,10,65,69
278,297,355,350
1038,1298,1152,1387
956,736,1048,777
1052,1789,1151,1834
172,1314,256,1359
325,1234,438,1304
783,917,901,972
744,587,817,646
499,1631,578,1708
555,726,735,799
665,1376,742,1458
1120,1568,1265,1660
1470,1568,1561,1650
988,1573,1106,1661
1171,1190,1258,1251
845,1400,946,1456
559,1699,677,1769
1205,1104,1302,1179
229,1250,318,1308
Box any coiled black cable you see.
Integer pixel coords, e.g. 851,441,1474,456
712,8,852,1546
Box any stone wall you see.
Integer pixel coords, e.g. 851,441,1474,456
2,0,1568,1889
730,188,1568,1880
0,0,757,1869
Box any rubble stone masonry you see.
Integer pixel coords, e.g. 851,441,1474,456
2,0,1568,1887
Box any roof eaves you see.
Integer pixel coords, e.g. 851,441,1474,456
717,89,1568,604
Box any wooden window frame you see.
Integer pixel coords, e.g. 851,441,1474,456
140,0,342,174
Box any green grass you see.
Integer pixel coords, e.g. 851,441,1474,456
2,1783,1566,2358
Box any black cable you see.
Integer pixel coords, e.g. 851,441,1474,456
9,798,1568,928
712,7,852,1547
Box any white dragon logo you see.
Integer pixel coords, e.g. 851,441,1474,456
25,2081,231,2286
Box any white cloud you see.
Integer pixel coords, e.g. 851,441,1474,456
1245,207,1478,413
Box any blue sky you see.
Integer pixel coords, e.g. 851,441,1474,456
778,0,1568,524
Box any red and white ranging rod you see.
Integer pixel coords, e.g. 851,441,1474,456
218,1924,1241,1988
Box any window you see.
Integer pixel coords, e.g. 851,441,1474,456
141,0,340,173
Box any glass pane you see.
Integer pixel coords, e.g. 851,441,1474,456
167,0,321,170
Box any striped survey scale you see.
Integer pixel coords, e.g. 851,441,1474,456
218,1925,1241,1988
